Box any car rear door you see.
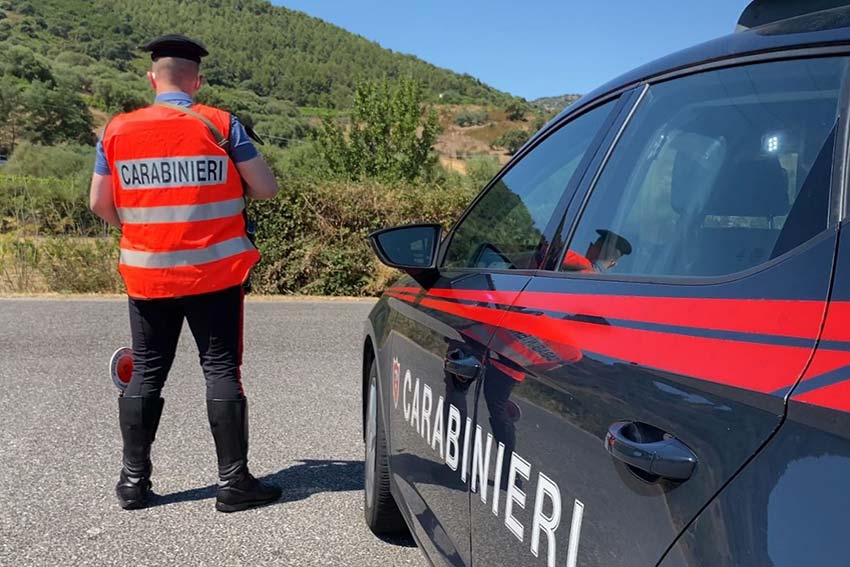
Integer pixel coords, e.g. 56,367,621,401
382,96,625,566
656,221,850,565
466,54,848,567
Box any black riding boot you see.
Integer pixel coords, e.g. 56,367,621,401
116,396,164,510
207,399,281,513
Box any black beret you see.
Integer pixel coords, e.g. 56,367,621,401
141,34,208,63
595,229,632,256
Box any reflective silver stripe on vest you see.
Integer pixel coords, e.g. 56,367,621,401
117,198,245,224
119,237,254,269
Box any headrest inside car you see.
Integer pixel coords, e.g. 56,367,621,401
703,157,790,217
670,137,727,215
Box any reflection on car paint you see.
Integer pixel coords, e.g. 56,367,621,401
394,355,587,567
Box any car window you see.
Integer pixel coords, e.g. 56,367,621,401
443,99,617,270
562,57,846,278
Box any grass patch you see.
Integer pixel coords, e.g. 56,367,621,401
0,235,123,294
298,106,347,120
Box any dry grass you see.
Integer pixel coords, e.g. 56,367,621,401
431,104,538,167
90,107,111,136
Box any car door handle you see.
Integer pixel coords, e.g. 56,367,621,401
604,421,697,482
444,349,481,380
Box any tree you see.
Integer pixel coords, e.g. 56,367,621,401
454,108,488,127
0,78,24,153
4,141,93,179
92,78,148,114
0,44,53,84
505,99,528,121
317,77,442,182
465,155,501,191
20,82,95,146
253,115,312,147
492,128,529,155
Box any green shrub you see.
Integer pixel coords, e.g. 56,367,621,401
0,234,121,293
92,77,148,114
0,173,101,235
252,115,312,147
53,51,97,67
317,78,442,183
0,235,40,292
491,128,529,155
52,63,90,93
505,99,528,121
261,141,329,181
37,236,122,293
465,154,501,191
439,90,463,104
454,108,488,127
0,43,52,83
4,142,92,179
249,177,474,295
20,81,95,145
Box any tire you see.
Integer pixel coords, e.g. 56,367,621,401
364,358,407,535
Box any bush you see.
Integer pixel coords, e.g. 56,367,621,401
505,99,528,121
439,90,463,104
21,81,95,145
0,235,122,293
0,173,101,235
454,108,488,127
252,115,312,147
52,63,90,93
0,235,40,292
317,78,442,183
0,43,52,83
261,141,330,181
491,128,529,155
92,78,148,114
53,51,97,67
15,2,35,15
249,177,474,295
4,142,92,180
37,236,122,293
465,155,501,191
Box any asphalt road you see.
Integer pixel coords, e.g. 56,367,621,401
0,298,423,567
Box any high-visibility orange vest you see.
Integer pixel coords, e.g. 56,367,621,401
103,103,259,299
562,250,594,273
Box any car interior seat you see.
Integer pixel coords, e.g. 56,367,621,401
686,156,790,276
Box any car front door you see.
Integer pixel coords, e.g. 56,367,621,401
383,97,623,566
465,55,847,566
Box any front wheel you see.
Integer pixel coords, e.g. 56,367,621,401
364,359,406,535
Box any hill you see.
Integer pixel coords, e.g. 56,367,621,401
532,93,582,113
1,0,511,109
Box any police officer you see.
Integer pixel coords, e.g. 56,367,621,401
89,35,281,512
563,229,632,273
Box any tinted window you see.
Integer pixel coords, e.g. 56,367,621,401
563,57,845,278
443,100,616,270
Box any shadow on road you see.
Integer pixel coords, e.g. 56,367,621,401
151,459,364,507
148,458,415,545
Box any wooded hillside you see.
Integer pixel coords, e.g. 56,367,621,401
2,0,511,107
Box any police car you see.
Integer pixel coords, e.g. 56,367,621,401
361,2,850,565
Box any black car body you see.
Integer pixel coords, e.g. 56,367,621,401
361,3,850,565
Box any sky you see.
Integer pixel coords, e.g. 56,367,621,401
273,1,753,100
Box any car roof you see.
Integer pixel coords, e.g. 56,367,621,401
551,5,850,126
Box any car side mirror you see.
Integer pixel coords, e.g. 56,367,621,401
369,223,441,287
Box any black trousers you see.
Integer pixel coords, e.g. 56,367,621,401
124,285,245,400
